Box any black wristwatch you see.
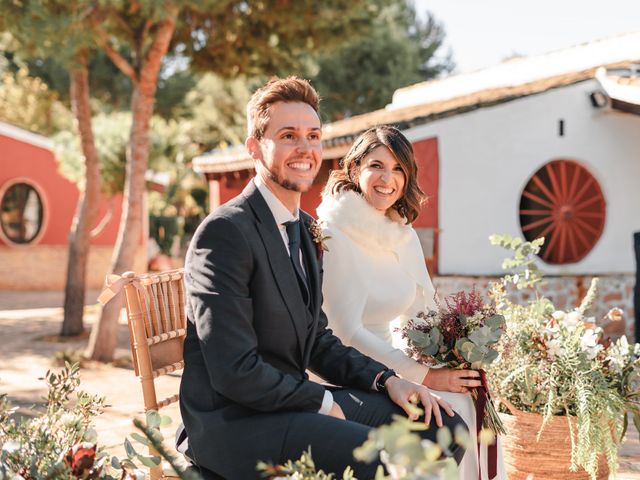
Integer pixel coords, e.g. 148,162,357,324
375,369,398,392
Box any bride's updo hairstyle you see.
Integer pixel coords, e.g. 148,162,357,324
323,125,426,223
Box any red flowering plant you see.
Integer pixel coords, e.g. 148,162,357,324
0,363,157,480
401,290,506,436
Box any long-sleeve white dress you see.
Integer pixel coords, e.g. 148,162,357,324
317,190,505,480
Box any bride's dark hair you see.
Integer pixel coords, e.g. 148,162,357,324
322,125,426,223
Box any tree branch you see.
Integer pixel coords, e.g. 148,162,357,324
141,18,152,45
113,12,135,42
92,23,138,84
139,3,179,86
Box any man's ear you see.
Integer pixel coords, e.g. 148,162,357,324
245,137,262,161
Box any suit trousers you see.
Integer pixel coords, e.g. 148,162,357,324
279,388,467,480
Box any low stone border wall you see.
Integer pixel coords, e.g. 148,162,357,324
0,245,147,290
432,274,635,338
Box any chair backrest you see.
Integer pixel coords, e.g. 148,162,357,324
121,269,186,412
118,269,187,480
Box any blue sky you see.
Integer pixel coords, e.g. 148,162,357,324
413,0,640,73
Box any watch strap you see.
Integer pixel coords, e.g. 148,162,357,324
376,369,397,392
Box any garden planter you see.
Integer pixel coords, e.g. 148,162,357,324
498,408,609,480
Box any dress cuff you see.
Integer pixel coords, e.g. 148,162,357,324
318,390,334,414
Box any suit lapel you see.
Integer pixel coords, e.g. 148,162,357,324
243,182,308,363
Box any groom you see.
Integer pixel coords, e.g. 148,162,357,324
177,76,466,479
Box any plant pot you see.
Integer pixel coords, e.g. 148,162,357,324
498,405,609,480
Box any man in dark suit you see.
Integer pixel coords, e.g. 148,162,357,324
178,76,467,479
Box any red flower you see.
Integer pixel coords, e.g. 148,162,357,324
445,289,483,317
64,443,101,478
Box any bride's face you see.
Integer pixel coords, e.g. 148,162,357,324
357,146,406,213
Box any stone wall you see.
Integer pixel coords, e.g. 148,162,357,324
432,274,636,339
0,245,147,291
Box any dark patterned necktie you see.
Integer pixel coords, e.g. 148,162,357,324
285,220,310,307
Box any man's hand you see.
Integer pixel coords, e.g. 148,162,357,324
423,367,481,393
325,401,346,420
385,376,454,428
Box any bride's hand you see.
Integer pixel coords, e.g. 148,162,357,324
423,367,482,393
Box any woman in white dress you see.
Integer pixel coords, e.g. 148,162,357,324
317,125,505,480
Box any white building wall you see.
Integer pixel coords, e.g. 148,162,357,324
404,80,640,275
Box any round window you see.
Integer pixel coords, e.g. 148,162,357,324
519,160,606,264
0,182,44,244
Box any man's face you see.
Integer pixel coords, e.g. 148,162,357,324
247,101,322,197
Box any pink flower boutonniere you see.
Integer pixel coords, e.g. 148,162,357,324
308,219,331,260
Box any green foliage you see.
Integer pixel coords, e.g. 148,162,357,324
353,414,460,480
54,112,129,195
0,366,201,480
179,1,391,78
123,412,202,480
51,348,86,368
406,326,442,357
311,2,452,120
149,215,179,256
53,112,192,195
489,234,544,290
0,68,73,135
487,234,640,479
177,73,252,151
0,362,123,479
257,448,355,480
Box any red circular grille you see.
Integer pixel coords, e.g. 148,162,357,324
519,160,606,264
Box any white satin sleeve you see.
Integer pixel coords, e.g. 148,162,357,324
321,228,430,385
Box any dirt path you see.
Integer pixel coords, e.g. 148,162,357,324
0,294,639,478
0,303,182,463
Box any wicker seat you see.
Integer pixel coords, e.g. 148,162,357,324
120,269,186,479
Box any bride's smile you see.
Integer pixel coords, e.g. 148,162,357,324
358,145,406,213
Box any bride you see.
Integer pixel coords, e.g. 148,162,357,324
317,125,505,480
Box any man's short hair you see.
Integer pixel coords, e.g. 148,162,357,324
246,76,320,140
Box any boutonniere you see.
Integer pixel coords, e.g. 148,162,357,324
308,219,331,259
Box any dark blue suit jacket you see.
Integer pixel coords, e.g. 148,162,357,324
178,181,387,478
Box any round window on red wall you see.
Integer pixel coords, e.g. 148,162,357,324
0,181,44,245
519,160,606,264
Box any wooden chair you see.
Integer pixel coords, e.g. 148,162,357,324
120,269,186,480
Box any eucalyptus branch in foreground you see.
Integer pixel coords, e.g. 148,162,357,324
129,417,202,480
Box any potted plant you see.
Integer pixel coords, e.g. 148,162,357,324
487,235,640,480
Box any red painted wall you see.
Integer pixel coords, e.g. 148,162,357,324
0,133,122,247
412,138,439,230
411,137,440,274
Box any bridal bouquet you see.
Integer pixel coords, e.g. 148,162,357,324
401,290,506,436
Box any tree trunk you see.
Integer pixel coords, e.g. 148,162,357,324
60,50,101,337
85,7,177,361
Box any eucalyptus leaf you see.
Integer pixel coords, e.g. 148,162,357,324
130,432,150,446
146,410,161,429
124,438,137,460
83,427,98,443
137,455,161,468
486,314,505,329
436,426,452,450
407,330,439,356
